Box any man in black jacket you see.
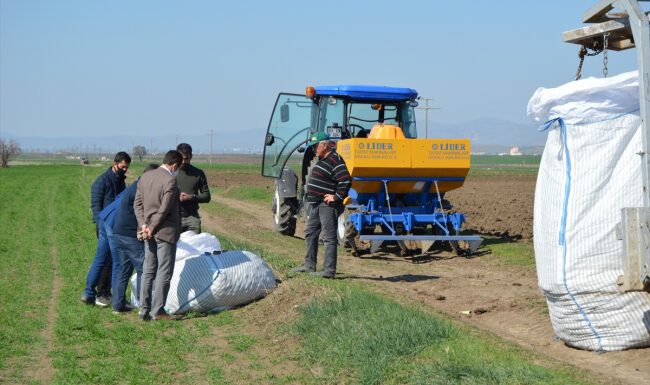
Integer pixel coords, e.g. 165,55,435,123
176,143,211,233
292,132,351,278
86,151,131,306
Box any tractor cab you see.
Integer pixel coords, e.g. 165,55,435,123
262,85,419,179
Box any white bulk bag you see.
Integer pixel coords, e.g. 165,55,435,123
166,250,277,314
130,233,276,314
528,71,650,351
176,231,221,261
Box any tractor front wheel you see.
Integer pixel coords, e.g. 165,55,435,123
273,188,298,236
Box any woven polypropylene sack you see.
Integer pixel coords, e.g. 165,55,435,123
131,250,276,313
176,231,221,261
528,71,650,351
165,250,277,314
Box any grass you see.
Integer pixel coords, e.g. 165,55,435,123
471,155,541,166
482,237,536,267
0,163,605,385
0,166,61,381
221,185,272,203
292,288,591,385
399,331,583,385
0,165,234,385
294,288,453,384
470,155,540,176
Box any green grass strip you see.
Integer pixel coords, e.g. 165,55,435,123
221,185,272,203
292,289,594,385
293,289,453,384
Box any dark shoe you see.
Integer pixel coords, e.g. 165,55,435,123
95,295,111,307
80,295,95,305
310,271,335,279
112,303,135,314
139,312,152,322
291,265,315,273
153,312,177,321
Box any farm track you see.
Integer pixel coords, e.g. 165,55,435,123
206,181,649,385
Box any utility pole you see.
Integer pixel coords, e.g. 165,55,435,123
150,137,153,157
175,135,179,147
415,97,441,138
209,130,214,164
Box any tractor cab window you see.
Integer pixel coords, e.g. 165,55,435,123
317,97,345,139
262,93,315,178
401,103,417,138
346,102,417,138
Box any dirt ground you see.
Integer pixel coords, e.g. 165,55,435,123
445,175,536,241
203,170,649,385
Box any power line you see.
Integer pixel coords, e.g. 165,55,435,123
415,97,441,138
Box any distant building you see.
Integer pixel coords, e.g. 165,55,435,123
509,146,523,156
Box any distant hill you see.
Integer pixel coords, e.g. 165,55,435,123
428,118,545,148
7,117,547,155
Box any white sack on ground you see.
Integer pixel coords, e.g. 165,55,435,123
176,231,221,261
131,233,276,314
166,250,277,314
527,70,650,351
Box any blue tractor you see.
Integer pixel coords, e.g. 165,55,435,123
262,85,481,256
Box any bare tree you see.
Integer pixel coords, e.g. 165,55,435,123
0,139,22,168
132,145,146,162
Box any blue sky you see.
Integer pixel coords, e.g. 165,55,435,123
0,1,641,141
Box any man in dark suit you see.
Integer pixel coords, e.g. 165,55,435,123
134,150,183,321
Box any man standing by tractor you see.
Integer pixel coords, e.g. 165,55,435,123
292,132,351,278
176,143,211,233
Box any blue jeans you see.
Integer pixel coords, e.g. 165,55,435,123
112,234,145,311
84,219,118,299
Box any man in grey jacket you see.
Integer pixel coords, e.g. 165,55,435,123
134,150,183,321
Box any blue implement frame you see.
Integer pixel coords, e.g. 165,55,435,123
346,176,481,244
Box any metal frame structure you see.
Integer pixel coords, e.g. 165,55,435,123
563,0,650,291
347,176,482,254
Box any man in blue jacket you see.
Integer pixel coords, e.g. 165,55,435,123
111,164,159,313
85,151,131,306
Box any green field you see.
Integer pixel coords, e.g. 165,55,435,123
0,163,605,385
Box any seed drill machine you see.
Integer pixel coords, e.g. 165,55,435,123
262,85,482,255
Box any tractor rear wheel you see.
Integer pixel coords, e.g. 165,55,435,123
273,188,298,236
338,209,361,256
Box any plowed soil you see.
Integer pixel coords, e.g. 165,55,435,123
203,167,649,385
445,175,536,241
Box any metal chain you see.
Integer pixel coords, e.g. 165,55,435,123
602,32,610,78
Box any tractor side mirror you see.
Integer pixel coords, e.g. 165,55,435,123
280,104,290,123
265,133,275,146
